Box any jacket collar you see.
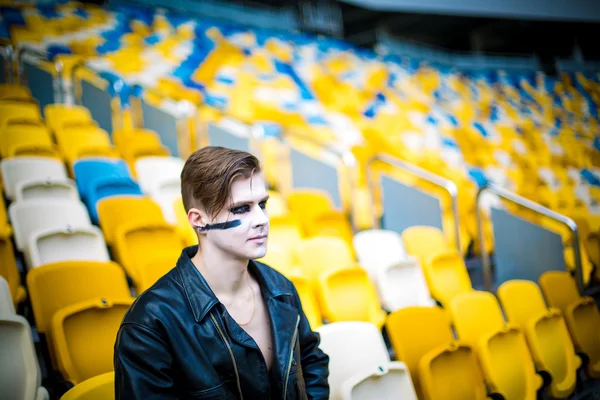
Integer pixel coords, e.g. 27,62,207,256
176,246,294,323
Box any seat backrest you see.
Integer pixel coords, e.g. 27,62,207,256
306,211,353,245
0,124,52,157
134,156,185,194
0,102,41,128
87,178,143,221
538,271,579,314
60,372,115,400
269,216,303,250
1,157,67,200
72,158,131,200
288,273,322,329
0,84,31,101
0,276,14,316
16,178,79,202
377,260,432,311
258,244,295,276
26,261,131,334
449,291,505,348
298,236,355,281
319,266,384,328
97,197,165,245
52,298,133,385
497,280,548,329
148,176,181,199
44,104,92,133
27,225,110,268
9,199,91,252
401,226,449,263
353,229,406,277
0,315,43,400
317,322,390,400
386,307,454,398
425,249,472,306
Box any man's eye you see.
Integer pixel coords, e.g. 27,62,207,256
259,201,267,209
230,205,250,214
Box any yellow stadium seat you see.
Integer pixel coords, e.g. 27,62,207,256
423,249,472,307
26,261,132,335
0,84,32,101
258,244,297,277
304,210,354,247
97,197,166,245
44,104,94,133
268,215,303,263
401,226,451,266
114,221,186,291
0,101,42,129
288,273,322,329
317,265,386,328
172,197,198,247
0,124,57,158
539,271,600,378
56,126,118,164
113,129,170,172
286,189,336,234
297,236,355,283
386,306,487,400
61,372,115,400
450,291,543,399
498,280,581,398
0,236,26,307
51,297,133,385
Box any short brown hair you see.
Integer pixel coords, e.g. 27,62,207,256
181,146,261,217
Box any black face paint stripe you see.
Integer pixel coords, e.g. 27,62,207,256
194,219,242,231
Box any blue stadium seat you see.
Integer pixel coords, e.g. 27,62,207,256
72,158,132,201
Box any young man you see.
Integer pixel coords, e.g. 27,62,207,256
114,146,329,399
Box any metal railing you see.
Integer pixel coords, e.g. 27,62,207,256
0,39,14,83
17,46,66,103
366,153,461,252
476,183,584,294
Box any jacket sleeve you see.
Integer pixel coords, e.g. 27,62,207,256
292,285,330,400
114,322,179,399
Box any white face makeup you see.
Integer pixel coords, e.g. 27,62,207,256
199,172,270,261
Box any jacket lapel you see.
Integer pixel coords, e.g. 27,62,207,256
267,296,300,391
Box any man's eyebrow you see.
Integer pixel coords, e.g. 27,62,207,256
228,195,270,209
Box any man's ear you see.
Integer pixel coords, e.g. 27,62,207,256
187,207,209,231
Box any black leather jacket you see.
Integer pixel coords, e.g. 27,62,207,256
114,246,330,399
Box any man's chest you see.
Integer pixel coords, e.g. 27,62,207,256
238,297,274,370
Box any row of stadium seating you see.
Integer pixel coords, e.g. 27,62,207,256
1,87,599,399
2,0,600,286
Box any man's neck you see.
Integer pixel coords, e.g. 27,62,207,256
191,243,251,301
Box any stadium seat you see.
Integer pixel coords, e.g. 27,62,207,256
258,244,297,277
1,157,68,201
386,306,488,400
97,196,166,245
317,322,417,400
401,226,451,267
288,273,322,329
539,271,600,378
0,101,42,129
317,266,386,328
0,124,56,158
450,291,543,399
72,158,132,201
304,210,354,245
15,178,79,202
422,249,472,306
286,189,337,234
498,280,582,398
44,104,94,134
60,372,115,400
8,199,91,253
0,84,32,101
51,297,134,385
297,236,355,283
120,141,171,172
353,229,407,277
26,225,110,268
113,129,162,150
0,237,26,308
0,276,14,316
375,258,435,311
86,178,143,224
268,216,304,263
56,126,118,164
0,314,50,400
114,221,186,291
134,156,185,194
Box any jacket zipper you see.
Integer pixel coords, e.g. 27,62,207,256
283,315,301,400
210,314,244,400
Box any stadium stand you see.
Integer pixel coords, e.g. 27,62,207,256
0,0,599,398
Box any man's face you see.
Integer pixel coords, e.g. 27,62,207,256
203,172,270,261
